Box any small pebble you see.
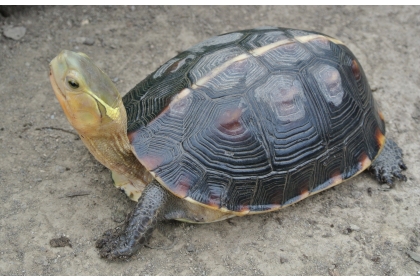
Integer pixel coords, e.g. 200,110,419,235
74,37,95,46
186,244,195,252
83,37,95,46
50,236,72,248
349,224,360,232
3,26,26,40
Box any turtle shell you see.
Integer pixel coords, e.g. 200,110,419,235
123,27,385,214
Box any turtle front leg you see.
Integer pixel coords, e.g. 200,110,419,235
370,138,407,185
96,179,234,259
96,180,169,259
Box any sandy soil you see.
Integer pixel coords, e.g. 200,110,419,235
0,6,419,276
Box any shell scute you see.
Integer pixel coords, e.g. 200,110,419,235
249,173,287,212
187,172,231,208
156,155,206,198
181,97,272,176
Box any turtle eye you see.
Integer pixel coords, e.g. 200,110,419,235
67,79,79,89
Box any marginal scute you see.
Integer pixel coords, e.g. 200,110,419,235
372,99,386,134
300,189,310,200
187,172,231,208
223,178,257,212
153,57,180,79
378,110,385,121
188,32,243,53
375,127,386,151
173,176,192,197
250,173,287,211
207,185,223,207
331,171,343,185
358,152,372,171
313,146,344,189
351,59,361,80
283,162,315,205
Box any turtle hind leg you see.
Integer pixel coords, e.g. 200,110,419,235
96,180,169,260
369,138,407,186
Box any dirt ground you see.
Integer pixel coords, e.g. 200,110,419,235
1,5,420,276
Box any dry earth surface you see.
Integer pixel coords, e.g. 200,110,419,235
1,5,420,276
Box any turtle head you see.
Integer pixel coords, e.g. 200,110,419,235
49,50,126,136
49,50,150,187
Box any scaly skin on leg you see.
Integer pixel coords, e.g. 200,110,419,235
96,180,168,259
370,138,407,185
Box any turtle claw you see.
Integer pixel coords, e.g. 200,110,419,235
371,165,403,186
370,138,407,186
95,227,132,260
392,170,407,181
96,225,156,259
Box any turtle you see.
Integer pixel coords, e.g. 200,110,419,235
49,27,407,260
